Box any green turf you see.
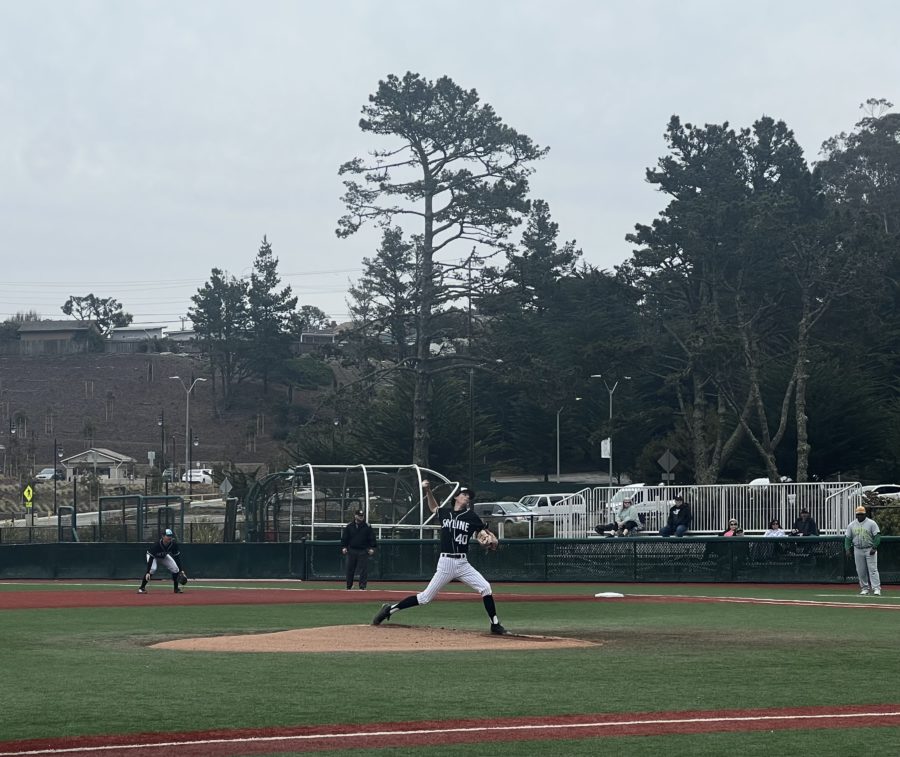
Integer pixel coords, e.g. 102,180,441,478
0,582,898,750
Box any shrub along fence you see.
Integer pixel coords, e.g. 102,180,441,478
0,537,896,584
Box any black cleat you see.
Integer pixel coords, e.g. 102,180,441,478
372,603,392,625
490,623,509,636
174,588,184,594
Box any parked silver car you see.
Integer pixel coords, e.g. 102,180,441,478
473,501,535,523
34,467,64,481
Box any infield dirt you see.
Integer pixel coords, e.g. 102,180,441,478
152,623,597,652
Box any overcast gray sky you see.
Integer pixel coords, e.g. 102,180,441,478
1,0,896,329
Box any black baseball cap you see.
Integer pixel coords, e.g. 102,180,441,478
354,509,365,517
457,487,475,500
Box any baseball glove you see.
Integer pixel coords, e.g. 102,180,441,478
178,571,188,585
476,529,499,551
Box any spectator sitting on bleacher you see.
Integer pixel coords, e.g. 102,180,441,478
659,494,692,537
789,508,819,536
764,519,786,537
594,497,641,537
702,518,743,563
720,519,744,537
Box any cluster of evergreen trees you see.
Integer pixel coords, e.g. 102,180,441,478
189,236,332,407
299,76,898,486
15,74,890,486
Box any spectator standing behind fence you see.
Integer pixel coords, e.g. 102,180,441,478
659,494,692,537
341,509,377,590
789,508,819,536
845,505,882,596
594,497,641,537
764,519,786,537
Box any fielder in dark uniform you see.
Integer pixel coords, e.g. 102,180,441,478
137,528,187,594
372,480,508,634
341,509,376,590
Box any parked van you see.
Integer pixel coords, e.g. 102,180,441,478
518,492,586,520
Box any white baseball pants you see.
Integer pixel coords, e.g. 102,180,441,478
853,547,881,591
146,552,180,576
416,554,492,605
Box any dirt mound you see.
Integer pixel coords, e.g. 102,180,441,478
153,624,597,653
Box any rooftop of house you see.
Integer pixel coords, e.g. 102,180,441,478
17,320,96,333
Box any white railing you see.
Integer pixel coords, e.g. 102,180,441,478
552,481,862,538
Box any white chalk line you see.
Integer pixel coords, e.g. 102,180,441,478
625,593,900,609
3,709,900,756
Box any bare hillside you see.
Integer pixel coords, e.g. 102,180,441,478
0,352,324,474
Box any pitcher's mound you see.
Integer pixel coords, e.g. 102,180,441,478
153,624,596,653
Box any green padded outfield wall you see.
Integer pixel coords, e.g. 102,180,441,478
0,537,896,583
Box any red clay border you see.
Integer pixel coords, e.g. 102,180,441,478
0,585,894,611
1,705,899,755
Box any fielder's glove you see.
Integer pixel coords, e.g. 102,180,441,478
178,571,189,585
476,529,499,551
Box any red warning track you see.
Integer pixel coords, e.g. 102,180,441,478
0,585,893,610
1,705,898,755
0,587,600,610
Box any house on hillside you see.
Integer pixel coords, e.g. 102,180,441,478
61,448,137,481
108,326,164,353
295,329,337,354
164,328,201,353
16,320,101,355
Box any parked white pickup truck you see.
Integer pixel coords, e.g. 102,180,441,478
518,492,586,520
603,484,673,532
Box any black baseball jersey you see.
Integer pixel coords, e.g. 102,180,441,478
147,537,181,567
341,521,376,550
437,507,486,554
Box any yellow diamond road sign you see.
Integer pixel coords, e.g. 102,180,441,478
23,485,34,506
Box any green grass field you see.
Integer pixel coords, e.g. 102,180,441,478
2,580,899,755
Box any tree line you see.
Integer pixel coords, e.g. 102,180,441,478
4,75,896,487
309,77,899,486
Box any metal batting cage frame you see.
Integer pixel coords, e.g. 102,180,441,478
96,494,185,542
243,464,464,542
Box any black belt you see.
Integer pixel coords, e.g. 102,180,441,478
440,553,466,559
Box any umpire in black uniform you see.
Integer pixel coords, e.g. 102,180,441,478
341,509,377,590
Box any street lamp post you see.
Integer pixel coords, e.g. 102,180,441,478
556,398,582,484
591,374,631,485
53,439,64,514
469,368,475,486
157,410,165,476
189,429,199,496
169,433,177,495
8,420,15,477
170,376,207,498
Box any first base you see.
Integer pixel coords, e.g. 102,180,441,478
594,592,625,598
